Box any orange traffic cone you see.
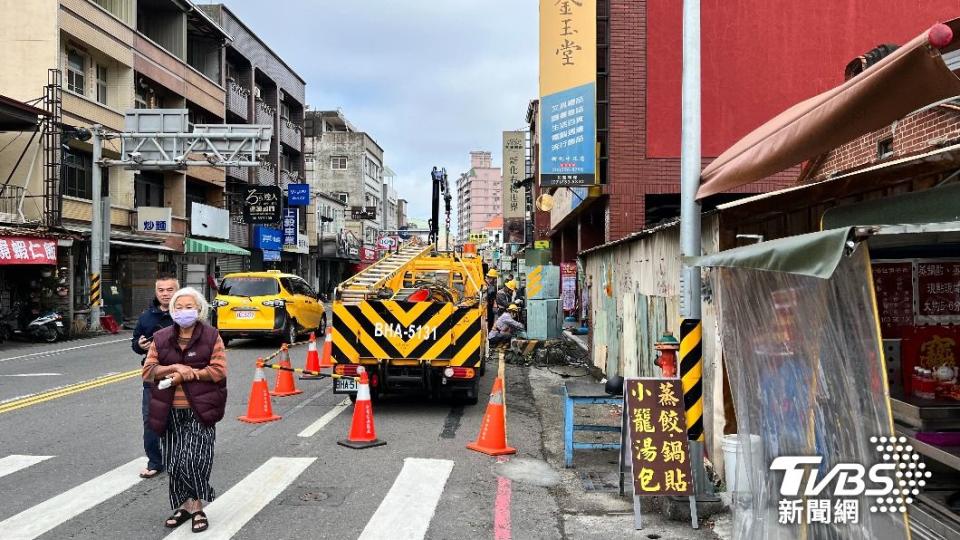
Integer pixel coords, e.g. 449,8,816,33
467,377,516,456
238,361,281,424
318,326,334,369
337,370,386,449
270,346,303,397
301,332,322,380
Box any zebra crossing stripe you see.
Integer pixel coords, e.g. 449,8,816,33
0,455,54,480
163,457,315,540
359,458,454,540
0,457,146,540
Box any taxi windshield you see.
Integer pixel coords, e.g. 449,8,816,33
219,277,280,297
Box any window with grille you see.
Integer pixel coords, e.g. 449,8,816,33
331,156,348,170
67,50,85,95
96,65,108,105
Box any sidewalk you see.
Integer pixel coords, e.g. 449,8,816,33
521,361,731,539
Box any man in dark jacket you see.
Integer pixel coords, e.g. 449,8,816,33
131,274,178,479
484,269,499,330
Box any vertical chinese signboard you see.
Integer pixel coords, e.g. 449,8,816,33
503,131,527,244
282,208,298,247
624,378,693,499
871,261,914,335
539,0,596,187
561,261,577,311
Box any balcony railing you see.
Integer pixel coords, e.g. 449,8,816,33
280,119,302,152
226,79,250,119
0,185,26,223
279,169,303,188
255,100,275,127
226,165,248,182
256,161,276,185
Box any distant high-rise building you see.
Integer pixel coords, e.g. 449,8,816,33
456,151,501,242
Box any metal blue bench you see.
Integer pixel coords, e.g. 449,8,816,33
562,381,622,468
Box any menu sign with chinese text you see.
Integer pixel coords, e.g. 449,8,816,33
624,378,693,497
502,131,527,244
917,261,960,321
0,237,57,265
871,261,915,332
539,0,597,187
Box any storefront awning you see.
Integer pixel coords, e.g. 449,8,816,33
110,240,177,252
687,227,854,279
698,19,960,200
184,238,250,256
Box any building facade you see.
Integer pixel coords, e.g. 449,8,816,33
304,109,384,248
456,150,501,243
541,0,960,265
200,3,307,277
0,0,306,326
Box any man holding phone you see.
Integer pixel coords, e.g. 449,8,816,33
131,274,178,479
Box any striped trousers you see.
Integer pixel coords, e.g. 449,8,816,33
162,408,217,509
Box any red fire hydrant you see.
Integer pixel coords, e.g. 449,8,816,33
654,331,680,378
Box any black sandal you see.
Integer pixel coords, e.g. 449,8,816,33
191,511,208,533
164,509,193,528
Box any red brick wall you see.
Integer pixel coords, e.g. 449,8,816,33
605,0,794,241
812,106,960,180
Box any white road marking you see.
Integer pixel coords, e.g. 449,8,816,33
164,457,315,540
0,455,54,479
0,373,62,377
298,397,351,437
359,458,455,540
0,338,129,363
0,457,146,540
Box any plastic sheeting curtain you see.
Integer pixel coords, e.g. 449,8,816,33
712,246,906,540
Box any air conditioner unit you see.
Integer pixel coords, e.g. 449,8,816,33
253,87,261,100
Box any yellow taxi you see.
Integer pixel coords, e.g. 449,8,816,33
212,271,326,345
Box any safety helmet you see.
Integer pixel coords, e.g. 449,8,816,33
505,280,517,291
507,304,520,312
487,269,499,278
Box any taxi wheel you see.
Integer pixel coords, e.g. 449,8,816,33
285,321,299,345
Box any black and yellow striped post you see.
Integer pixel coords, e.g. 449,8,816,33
679,318,704,442
89,272,102,309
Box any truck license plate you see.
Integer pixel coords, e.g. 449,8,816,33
236,311,255,319
334,378,358,393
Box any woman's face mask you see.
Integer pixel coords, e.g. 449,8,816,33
172,308,199,328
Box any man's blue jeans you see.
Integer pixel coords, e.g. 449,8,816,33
141,383,163,472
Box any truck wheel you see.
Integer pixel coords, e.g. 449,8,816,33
458,378,480,406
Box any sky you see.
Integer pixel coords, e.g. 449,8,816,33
211,0,539,221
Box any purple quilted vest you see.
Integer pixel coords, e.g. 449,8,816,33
148,321,227,433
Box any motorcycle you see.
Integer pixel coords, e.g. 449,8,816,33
0,303,66,343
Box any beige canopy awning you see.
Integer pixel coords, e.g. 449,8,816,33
698,19,960,200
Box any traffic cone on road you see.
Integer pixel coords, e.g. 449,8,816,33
318,326,334,369
301,332,322,380
467,377,516,456
337,370,386,449
270,346,303,397
238,361,281,424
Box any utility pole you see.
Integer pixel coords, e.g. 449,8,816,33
679,0,714,521
89,125,103,331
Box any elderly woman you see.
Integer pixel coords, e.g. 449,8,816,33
142,286,227,533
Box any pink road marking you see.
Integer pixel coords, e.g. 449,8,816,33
495,456,513,540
